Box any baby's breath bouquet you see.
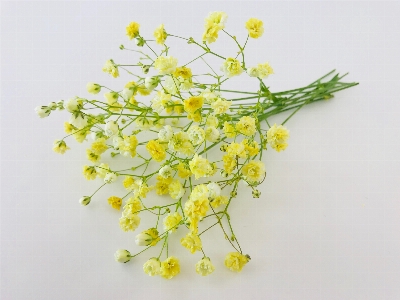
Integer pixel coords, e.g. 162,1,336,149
35,12,357,279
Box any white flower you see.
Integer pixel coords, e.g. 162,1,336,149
86,82,101,94
207,182,221,199
64,97,80,112
104,120,119,136
69,113,88,129
158,125,174,142
120,87,134,100
48,102,57,110
145,76,159,90
201,89,220,104
247,67,259,77
164,76,180,94
151,91,171,113
35,106,50,118
79,196,91,206
114,249,131,263
104,172,117,184
143,258,161,276
206,115,219,127
154,56,178,75
188,125,205,145
159,165,173,179
205,126,220,142
112,136,123,149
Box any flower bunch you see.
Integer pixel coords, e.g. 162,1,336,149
36,11,357,279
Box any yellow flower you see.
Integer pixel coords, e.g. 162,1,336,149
180,232,202,254
64,122,76,134
266,124,289,152
126,21,140,39
210,195,229,208
168,132,194,156
73,129,89,143
163,212,182,232
223,122,237,138
102,59,119,78
86,149,100,163
123,176,135,191
242,139,260,157
119,213,141,232
245,18,264,39
184,185,209,220
177,162,191,179
104,91,122,112
256,62,274,78
123,197,142,214
154,56,178,75
154,24,167,45
241,160,265,182
156,175,173,195
160,256,180,279
211,99,231,115
224,252,250,272
195,257,215,276
202,11,228,43
226,142,247,158
221,57,243,78
136,228,160,246
169,179,185,199
222,154,237,174
53,140,70,154
91,137,108,155
187,110,202,123
173,66,192,80
108,196,122,210
118,135,139,158
183,96,204,114
95,163,109,178
143,258,161,276
146,140,166,162
137,84,151,96
82,165,97,180
131,180,152,199
236,116,256,136
173,100,184,115
189,154,213,179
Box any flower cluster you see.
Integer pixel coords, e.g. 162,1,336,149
36,11,357,279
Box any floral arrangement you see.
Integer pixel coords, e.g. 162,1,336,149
35,12,357,279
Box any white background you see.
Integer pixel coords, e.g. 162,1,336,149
1,1,400,300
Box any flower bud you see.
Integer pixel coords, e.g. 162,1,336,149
35,106,50,118
104,172,117,184
159,165,173,179
252,189,261,198
141,65,150,74
135,228,160,247
48,102,58,110
64,97,81,112
120,87,133,100
79,196,91,206
86,82,101,94
114,249,131,263
136,36,145,47
247,67,259,77
145,76,159,91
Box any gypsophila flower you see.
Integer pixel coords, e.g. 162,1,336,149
180,232,202,254
143,258,161,276
195,257,215,276
159,165,173,179
224,252,250,272
160,256,180,279
154,24,167,45
79,196,91,206
102,59,119,78
154,56,178,75
221,57,243,78
126,22,140,39
104,172,117,184
245,18,264,38
114,249,131,263
86,82,101,94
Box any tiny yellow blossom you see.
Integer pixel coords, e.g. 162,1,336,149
154,56,178,75
226,142,247,158
223,121,237,138
136,228,160,246
241,160,266,182
118,135,138,158
211,99,232,115
123,197,142,215
82,165,97,180
187,110,202,123
236,116,257,136
73,129,89,143
169,179,185,199
183,96,204,114
222,154,237,174
245,18,264,39
180,232,202,254
173,100,184,115
210,195,229,208
257,62,274,78
221,57,243,78
119,213,141,232
123,176,135,191
143,258,161,276
202,11,228,43
266,124,290,152
224,252,250,272
64,122,76,134
160,256,180,279
155,175,173,195
91,137,108,155
102,59,119,78
189,154,213,179
173,66,192,80
108,196,122,210
195,257,215,276
168,132,194,156
86,149,100,163
146,140,166,162
154,24,167,45
163,212,182,232
53,140,70,154
242,139,260,157
126,21,140,39
177,162,191,179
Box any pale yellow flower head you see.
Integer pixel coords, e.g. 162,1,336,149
241,160,266,182
102,59,119,78
160,256,180,279
82,165,97,180
163,212,182,232
224,252,250,272
189,154,213,179
211,99,231,115
146,140,166,162
266,124,289,152
183,96,204,114
169,179,185,199
221,57,243,78
236,116,257,136
108,196,122,210
180,232,202,254
196,257,215,276
126,21,140,39
202,11,228,44
154,24,167,45
245,18,264,39
53,140,70,154
154,56,178,75
143,258,161,276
